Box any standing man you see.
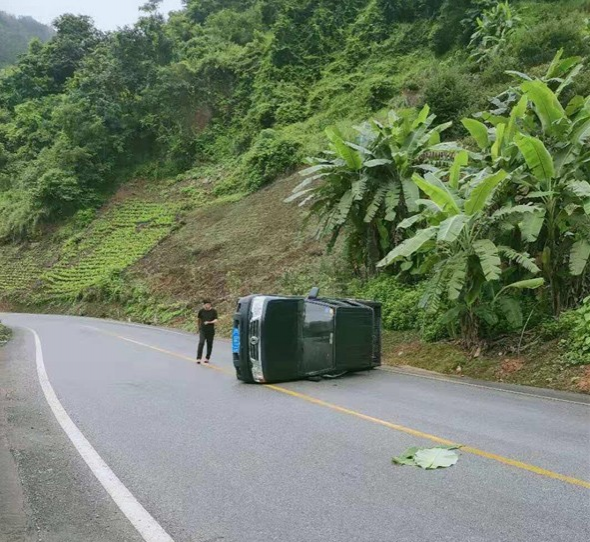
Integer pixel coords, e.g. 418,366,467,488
197,299,218,364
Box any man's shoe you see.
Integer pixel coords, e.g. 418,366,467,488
196,359,202,364
203,359,210,364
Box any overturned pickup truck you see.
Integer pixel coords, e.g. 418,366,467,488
232,288,381,384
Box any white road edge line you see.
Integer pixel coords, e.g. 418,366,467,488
28,327,175,542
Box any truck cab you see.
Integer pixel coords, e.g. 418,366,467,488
232,290,381,383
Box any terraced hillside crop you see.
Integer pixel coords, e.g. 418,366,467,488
43,201,179,299
0,199,179,301
0,246,44,294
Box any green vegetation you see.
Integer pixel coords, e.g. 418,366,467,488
0,321,11,346
2,0,588,240
44,201,178,299
0,195,177,304
293,52,590,354
0,12,54,68
289,107,452,272
561,298,590,365
0,246,43,294
0,0,589,391
468,1,521,65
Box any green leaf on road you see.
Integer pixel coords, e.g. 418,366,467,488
392,446,462,469
392,447,421,466
414,447,460,470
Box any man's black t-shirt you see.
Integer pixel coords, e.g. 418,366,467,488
198,308,218,334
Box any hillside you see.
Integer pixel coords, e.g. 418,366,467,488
0,173,332,328
0,0,589,392
0,11,54,67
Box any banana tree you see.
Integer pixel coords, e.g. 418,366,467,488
461,51,590,314
468,0,521,66
377,163,544,345
286,106,453,273
515,87,590,312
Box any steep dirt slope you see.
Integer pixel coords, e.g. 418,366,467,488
129,175,329,329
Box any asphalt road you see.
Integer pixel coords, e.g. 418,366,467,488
0,313,589,542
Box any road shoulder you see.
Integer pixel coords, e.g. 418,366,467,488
0,346,28,542
0,328,143,542
382,365,590,404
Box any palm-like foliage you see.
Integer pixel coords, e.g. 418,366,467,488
468,1,520,66
287,107,452,272
377,163,544,344
286,50,588,345
462,51,590,313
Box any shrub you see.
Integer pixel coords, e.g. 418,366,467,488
206,6,263,46
539,311,578,340
378,0,446,24
53,207,98,242
422,68,476,127
430,0,498,56
252,81,309,127
564,65,590,105
0,321,12,346
390,20,433,56
479,52,518,86
352,274,450,341
353,275,425,331
419,312,449,342
511,16,590,67
430,22,457,56
561,298,590,366
241,129,302,191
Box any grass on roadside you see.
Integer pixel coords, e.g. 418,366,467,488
383,330,590,394
0,322,12,347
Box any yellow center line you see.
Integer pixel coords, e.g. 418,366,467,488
91,326,590,490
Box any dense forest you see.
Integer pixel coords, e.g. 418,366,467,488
0,0,589,377
0,11,54,68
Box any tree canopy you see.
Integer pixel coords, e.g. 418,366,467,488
0,0,588,247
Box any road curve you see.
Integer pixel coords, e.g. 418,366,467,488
1,313,589,542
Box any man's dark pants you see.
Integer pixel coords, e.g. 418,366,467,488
197,328,215,359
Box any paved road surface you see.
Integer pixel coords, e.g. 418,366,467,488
1,313,589,542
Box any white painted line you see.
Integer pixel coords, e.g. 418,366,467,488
28,327,175,542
